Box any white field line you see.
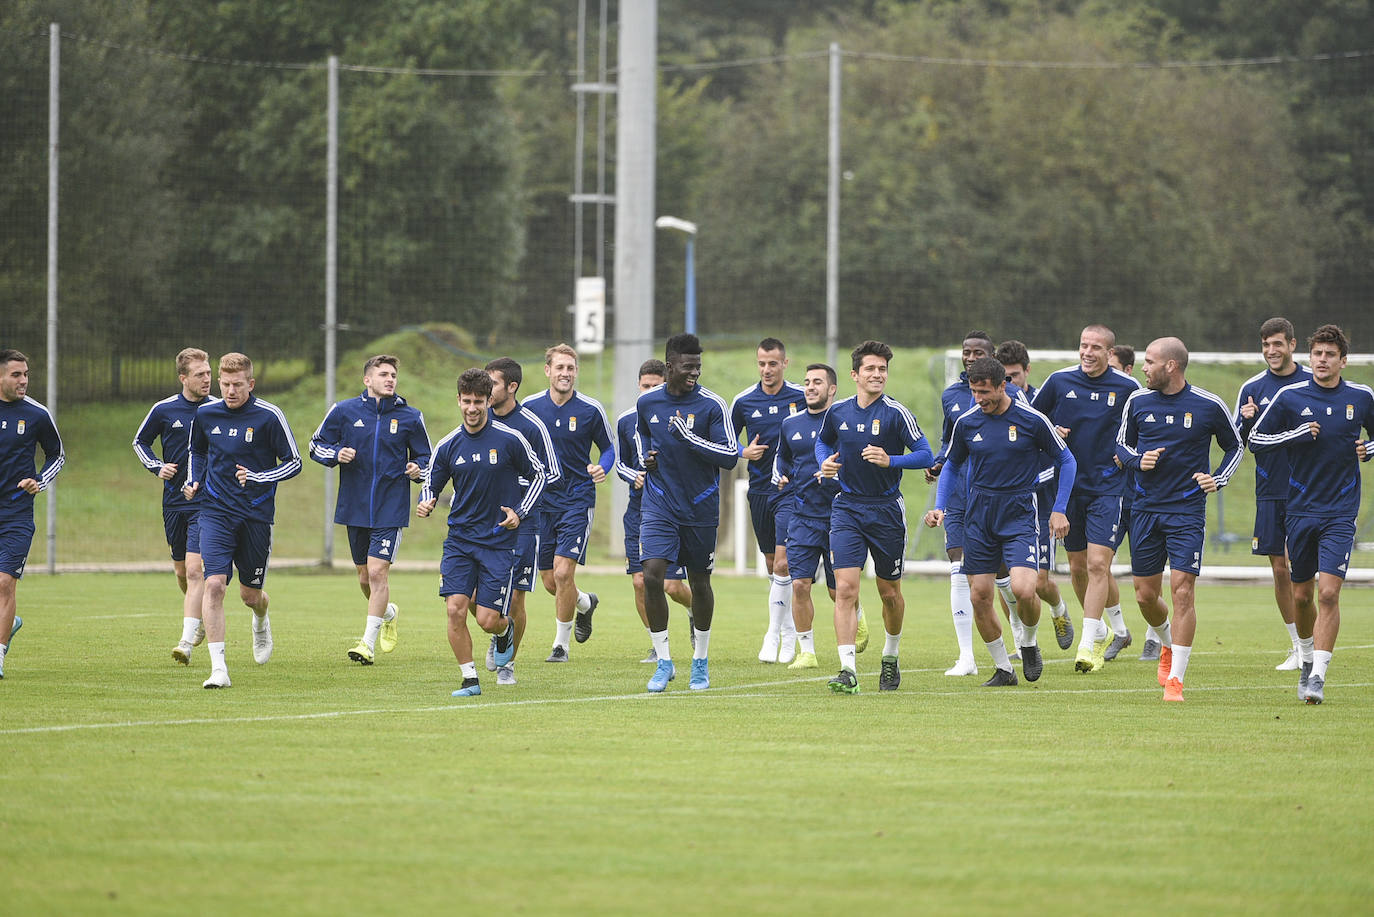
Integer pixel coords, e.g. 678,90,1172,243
3,648,1370,738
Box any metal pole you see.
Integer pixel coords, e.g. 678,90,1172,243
573,0,587,299
826,42,841,370
323,55,339,565
685,234,696,335
45,23,59,575
612,0,657,556
595,0,609,279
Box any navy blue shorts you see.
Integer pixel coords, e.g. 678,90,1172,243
163,509,203,562
512,514,540,592
942,482,967,552
785,512,836,590
830,495,906,580
1129,509,1205,577
1035,483,1056,571
346,525,404,567
1062,492,1125,553
1251,500,1288,557
440,538,517,612
963,491,1040,576
623,503,685,579
0,516,36,579
538,503,594,568
639,512,716,573
748,490,787,554
1286,515,1356,583
199,511,273,588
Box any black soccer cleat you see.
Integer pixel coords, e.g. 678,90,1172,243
981,667,1018,687
574,593,598,643
1021,645,1043,682
878,655,901,691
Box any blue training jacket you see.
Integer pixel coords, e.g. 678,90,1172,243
309,392,432,528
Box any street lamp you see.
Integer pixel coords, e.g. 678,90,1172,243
655,216,697,334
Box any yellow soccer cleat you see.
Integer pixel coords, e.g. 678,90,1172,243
788,651,818,670
378,603,399,653
854,608,870,654
347,640,375,665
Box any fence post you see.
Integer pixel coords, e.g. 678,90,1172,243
46,22,60,574
826,42,841,371
322,54,339,566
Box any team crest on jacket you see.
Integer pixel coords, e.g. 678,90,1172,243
687,413,696,429
1008,425,1017,442
1348,404,1355,420
872,419,881,435
1183,413,1192,429
246,427,255,442
789,403,798,414
489,449,498,464
1107,392,1117,406
16,420,25,435
569,416,578,432
390,418,399,434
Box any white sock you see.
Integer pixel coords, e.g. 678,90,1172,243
209,641,227,671
882,631,901,657
1078,617,1102,652
986,637,1012,673
0,643,7,660
252,612,269,632
1051,599,1068,619
575,591,593,613
460,661,477,680
1312,649,1332,680
798,629,815,654
554,619,573,648
382,604,396,622
767,575,790,635
1299,636,1315,665
1145,624,1161,643
950,563,974,660
363,615,383,650
1105,603,1128,637
1021,622,1038,648
1169,643,1191,682
838,644,857,673
180,618,200,644
995,576,1016,612
1285,621,1299,648
693,628,711,660
1157,620,1172,647
651,629,671,662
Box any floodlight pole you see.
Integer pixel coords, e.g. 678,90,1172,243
323,54,339,566
46,23,59,574
655,216,697,335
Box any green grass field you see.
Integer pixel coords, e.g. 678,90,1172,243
4,570,1371,915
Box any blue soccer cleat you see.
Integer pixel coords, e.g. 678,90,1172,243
647,659,675,693
689,658,710,691
493,622,515,667
9,616,20,642
451,677,482,697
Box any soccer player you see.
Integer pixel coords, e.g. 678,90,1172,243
927,330,997,676
995,340,1073,649
636,333,739,692
932,356,1076,686
614,359,692,664
1032,325,1141,673
1116,337,1242,702
133,347,214,665
482,357,560,685
817,340,934,694
309,355,431,667
730,338,811,664
1233,318,1313,671
418,369,545,697
772,362,841,670
524,343,614,662
183,353,302,689
1249,324,1374,705
0,349,64,680
1108,345,1160,660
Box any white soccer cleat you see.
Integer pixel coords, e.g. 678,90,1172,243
172,641,194,665
203,669,231,689
252,614,273,665
777,634,798,665
1275,647,1301,671
945,657,979,677
758,630,780,663
192,620,206,647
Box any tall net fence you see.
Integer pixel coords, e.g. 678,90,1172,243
3,19,1374,567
